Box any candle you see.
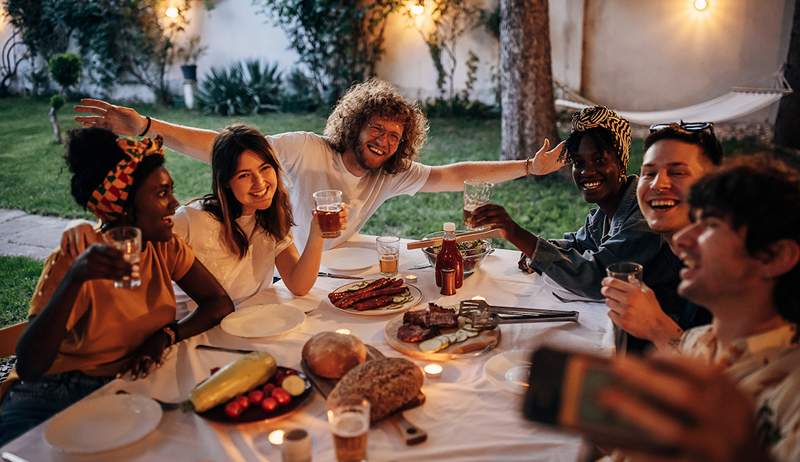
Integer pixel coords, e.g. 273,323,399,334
471,295,486,301
423,363,443,379
335,328,351,336
268,429,285,445
404,274,418,283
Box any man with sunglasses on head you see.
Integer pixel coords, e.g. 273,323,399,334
73,79,565,250
601,121,723,352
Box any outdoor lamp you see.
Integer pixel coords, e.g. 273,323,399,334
408,1,425,16
693,0,709,12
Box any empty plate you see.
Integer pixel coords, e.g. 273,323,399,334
45,393,162,453
322,247,378,271
484,350,532,394
221,304,306,338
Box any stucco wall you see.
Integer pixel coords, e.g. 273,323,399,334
582,0,794,123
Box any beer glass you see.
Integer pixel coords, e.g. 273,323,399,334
463,180,493,229
605,261,643,354
104,226,142,288
376,236,400,276
328,398,370,462
313,190,343,238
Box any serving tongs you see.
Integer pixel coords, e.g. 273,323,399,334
459,299,579,330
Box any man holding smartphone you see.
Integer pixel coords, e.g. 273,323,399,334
526,155,800,462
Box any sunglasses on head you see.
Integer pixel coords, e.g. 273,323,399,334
649,121,715,135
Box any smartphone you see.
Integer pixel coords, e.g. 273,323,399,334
522,347,687,455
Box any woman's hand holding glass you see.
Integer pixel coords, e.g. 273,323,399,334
68,244,133,284
601,277,683,350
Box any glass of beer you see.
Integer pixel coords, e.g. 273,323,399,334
103,226,142,288
313,189,343,238
328,398,370,462
463,180,493,229
605,261,644,355
376,235,400,276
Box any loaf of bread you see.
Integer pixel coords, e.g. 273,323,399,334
327,358,423,422
302,332,367,379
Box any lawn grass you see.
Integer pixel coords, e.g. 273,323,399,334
0,256,42,327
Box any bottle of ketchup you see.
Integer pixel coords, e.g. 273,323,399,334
435,222,464,289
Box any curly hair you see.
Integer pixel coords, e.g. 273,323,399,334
323,79,428,174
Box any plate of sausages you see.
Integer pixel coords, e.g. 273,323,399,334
326,277,423,316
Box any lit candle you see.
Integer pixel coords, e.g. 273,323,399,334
404,274,418,283
335,328,351,336
423,363,443,379
268,429,285,446
471,295,486,301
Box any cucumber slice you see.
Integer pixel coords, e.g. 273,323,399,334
419,337,450,353
464,329,479,338
455,331,469,342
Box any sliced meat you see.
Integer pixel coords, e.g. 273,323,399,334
428,305,459,328
403,310,428,327
333,278,398,308
397,324,437,343
328,278,388,304
351,294,399,311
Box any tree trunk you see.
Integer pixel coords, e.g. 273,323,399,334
774,0,800,149
49,107,62,144
500,0,559,162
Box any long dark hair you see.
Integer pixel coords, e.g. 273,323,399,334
201,124,294,258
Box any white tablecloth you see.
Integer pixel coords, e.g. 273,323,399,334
2,236,613,461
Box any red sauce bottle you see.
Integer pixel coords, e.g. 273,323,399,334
435,222,464,289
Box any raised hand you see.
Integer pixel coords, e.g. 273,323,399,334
68,243,133,284
74,98,147,137
529,138,567,176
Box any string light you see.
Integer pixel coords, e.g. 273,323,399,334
165,6,179,18
693,0,709,12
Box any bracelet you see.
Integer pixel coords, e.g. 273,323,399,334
161,322,178,346
525,156,533,176
138,116,152,137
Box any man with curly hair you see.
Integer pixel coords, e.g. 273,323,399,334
74,79,564,249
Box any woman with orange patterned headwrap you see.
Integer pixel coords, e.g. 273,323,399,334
0,128,233,445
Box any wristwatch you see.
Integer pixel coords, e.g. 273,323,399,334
161,322,178,346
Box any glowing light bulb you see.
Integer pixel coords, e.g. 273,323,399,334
693,0,708,12
410,4,425,16
165,6,179,18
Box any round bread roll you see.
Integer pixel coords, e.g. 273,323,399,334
327,357,423,422
302,332,367,379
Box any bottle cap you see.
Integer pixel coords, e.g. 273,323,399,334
443,222,456,232
440,268,457,295
281,428,312,462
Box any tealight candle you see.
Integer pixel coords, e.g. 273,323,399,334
423,363,443,379
404,274,418,283
471,295,486,301
268,429,285,446
335,328,351,336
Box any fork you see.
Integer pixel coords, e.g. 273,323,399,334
115,390,183,411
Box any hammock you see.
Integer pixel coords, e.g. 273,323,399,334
555,70,792,126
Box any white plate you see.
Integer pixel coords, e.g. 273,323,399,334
329,280,423,316
322,247,378,271
221,304,305,338
484,350,532,394
45,393,162,453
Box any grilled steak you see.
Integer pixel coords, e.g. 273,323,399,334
428,304,459,328
397,324,437,343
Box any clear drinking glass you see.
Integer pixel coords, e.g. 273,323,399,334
376,236,400,276
463,180,493,229
605,262,643,354
313,190,343,239
104,226,142,288
328,398,370,462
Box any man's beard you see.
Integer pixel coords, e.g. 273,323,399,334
354,144,381,172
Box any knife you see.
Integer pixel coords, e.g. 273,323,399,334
318,272,364,280
195,345,255,354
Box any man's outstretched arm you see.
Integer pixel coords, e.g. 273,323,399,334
74,98,218,163
419,139,566,192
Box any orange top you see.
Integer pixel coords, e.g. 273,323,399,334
28,235,194,377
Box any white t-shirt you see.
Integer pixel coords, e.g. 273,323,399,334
171,203,293,309
266,132,431,250
193,131,430,251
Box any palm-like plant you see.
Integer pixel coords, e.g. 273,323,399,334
244,59,282,113
197,63,254,115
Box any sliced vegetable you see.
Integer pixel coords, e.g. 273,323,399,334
281,375,306,397
419,337,449,353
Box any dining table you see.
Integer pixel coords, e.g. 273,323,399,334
1,235,614,462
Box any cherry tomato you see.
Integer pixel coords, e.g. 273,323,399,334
262,383,276,395
224,401,243,418
272,387,291,406
261,397,278,412
236,395,250,409
248,390,264,406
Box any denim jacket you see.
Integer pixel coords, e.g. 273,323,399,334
528,176,674,300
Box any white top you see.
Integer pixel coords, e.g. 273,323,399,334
265,132,431,250
171,203,293,308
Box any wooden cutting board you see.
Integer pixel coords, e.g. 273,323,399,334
301,345,427,445
384,314,501,361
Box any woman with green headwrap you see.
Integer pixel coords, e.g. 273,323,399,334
473,106,679,344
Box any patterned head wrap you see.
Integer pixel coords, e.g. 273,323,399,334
87,136,165,222
570,106,631,171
